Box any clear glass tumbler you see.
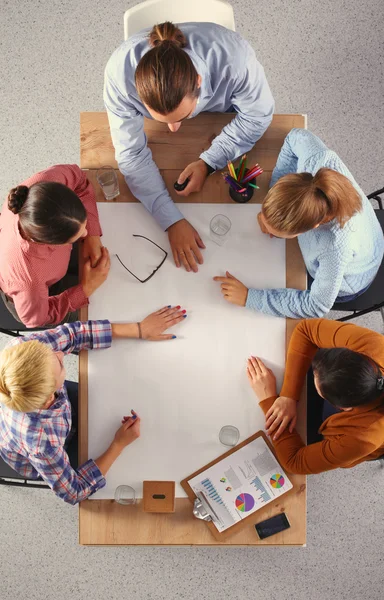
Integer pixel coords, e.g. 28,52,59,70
210,214,231,246
114,485,136,505
219,425,240,447
96,166,120,200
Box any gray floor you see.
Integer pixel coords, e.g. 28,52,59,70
1,1,384,599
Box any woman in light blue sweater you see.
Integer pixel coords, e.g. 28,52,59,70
214,129,384,318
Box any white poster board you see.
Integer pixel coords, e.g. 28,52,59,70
87,204,286,498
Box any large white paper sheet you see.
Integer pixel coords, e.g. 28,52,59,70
88,204,286,498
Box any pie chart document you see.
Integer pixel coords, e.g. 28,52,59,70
87,203,287,499
188,434,293,533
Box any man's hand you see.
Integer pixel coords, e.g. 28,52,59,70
83,235,103,267
175,159,209,197
247,356,277,402
213,272,248,306
265,396,297,440
167,219,205,272
81,246,111,297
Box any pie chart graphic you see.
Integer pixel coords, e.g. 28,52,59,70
270,474,285,489
235,493,255,512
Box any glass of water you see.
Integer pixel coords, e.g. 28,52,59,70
96,166,120,200
219,425,240,447
114,485,136,505
210,214,231,246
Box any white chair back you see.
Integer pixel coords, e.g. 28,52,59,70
124,0,235,40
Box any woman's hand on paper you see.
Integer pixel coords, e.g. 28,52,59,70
140,305,187,341
81,246,111,297
167,219,206,272
114,411,141,450
213,271,248,306
83,235,104,267
265,396,297,441
175,159,209,197
247,356,277,403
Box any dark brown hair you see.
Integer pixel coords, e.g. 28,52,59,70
8,182,86,245
262,168,362,235
135,21,199,115
312,348,383,407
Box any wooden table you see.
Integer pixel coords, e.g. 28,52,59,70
79,112,307,545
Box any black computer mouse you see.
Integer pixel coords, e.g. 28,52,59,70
174,178,190,192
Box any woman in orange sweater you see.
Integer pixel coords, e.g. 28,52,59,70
247,319,384,474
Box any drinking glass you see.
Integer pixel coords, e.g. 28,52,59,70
114,485,136,505
210,214,231,246
219,425,240,447
96,166,120,200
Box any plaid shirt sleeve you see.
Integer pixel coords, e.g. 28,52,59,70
15,320,112,355
28,446,106,505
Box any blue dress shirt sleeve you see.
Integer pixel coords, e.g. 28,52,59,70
104,66,184,231
200,44,274,169
246,233,352,318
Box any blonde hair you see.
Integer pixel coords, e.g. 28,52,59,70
262,168,362,235
0,341,56,412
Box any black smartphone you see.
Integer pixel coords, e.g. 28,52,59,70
174,178,190,191
255,513,290,540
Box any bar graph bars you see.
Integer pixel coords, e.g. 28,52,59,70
250,476,271,503
201,478,224,505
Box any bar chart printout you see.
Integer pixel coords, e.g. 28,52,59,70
251,477,271,503
188,435,293,533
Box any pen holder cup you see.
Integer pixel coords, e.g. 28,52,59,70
229,185,254,203
228,170,256,203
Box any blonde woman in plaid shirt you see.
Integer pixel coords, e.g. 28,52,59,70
0,306,186,504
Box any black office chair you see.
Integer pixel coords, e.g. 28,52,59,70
0,456,49,488
333,187,384,322
0,299,47,338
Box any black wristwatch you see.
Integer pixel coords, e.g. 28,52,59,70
202,160,216,176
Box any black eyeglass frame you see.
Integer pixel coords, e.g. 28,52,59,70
115,235,168,283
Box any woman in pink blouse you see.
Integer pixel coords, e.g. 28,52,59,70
0,164,108,328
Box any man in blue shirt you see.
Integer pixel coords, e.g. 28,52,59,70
104,21,274,273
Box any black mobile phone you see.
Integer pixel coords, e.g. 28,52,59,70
255,513,290,540
174,178,190,191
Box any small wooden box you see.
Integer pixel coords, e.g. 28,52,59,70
143,481,175,513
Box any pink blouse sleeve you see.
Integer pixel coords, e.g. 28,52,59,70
12,283,88,328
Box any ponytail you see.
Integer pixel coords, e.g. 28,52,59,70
149,21,187,48
8,185,29,214
7,181,86,245
135,21,199,115
262,168,362,235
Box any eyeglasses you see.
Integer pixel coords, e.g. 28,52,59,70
115,235,168,283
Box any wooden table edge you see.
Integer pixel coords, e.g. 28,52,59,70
78,236,307,546
78,112,307,546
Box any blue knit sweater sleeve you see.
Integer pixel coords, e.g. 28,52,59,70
248,128,357,318
246,243,351,318
269,128,328,186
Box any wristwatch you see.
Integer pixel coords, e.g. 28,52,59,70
202,160,216,176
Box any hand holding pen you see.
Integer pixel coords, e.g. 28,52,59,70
114,410,141,448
